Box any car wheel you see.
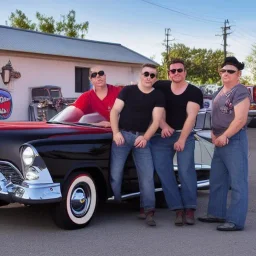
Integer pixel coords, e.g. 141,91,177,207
52,172,97,230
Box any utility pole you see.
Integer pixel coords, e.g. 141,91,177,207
216,19,231,59
223,19,231,59
164,28,174,78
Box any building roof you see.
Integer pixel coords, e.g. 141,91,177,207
0,25,158,65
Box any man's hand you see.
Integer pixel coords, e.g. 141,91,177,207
134,136,147,148
215,134,229,147
211,132,217,145
161,124,175,138
174,139,186,152
113,132,125,146
95,121,111,128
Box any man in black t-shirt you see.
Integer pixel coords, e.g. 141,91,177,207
151,58,203,226
110,63,164,227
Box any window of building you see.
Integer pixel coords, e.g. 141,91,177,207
75,67,90,93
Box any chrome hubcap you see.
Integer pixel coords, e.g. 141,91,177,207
70,184,91,217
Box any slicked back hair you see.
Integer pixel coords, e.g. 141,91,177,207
142,63,158,73
168,58,186,70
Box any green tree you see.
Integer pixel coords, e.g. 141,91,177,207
56,10,89,38
246,44,256,84
8,9,89,39
9,10,36,30
36,12,56,34
240,76,252,85
158,43,224,85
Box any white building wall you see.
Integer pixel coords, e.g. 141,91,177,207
0,54,141,121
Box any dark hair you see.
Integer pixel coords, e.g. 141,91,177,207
168,58,185,69
142,63,158,69
221,56,244,70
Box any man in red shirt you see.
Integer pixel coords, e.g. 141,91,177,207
73,68,122,127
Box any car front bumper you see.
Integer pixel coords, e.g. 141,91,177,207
0,168,62,205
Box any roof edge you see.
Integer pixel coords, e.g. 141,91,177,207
0,49,148,66
0,25,122,46
120,45,159,66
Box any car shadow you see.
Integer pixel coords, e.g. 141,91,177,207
0,191,210,231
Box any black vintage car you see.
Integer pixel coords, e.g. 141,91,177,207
0,107,213,230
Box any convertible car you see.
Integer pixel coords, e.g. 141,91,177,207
0,106,213,230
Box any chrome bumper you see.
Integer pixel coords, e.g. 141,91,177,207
0,173,62,204
248,109,256,117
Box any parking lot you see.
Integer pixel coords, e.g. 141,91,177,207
0,129,256,256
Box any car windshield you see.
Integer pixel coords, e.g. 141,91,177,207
48,106,107,126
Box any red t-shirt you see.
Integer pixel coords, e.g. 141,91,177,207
73,84,122,121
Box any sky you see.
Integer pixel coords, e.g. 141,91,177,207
0,0,255,66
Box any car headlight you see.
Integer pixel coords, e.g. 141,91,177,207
22,147,35,166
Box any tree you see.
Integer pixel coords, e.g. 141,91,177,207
9,10,36,30
36,12,56,34
246,44,256,84
158,43,224,85
240,76,252,85
8,9,89,39
56,10,89,38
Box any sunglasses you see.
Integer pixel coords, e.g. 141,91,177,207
143,71,156,79
90,70,105,78
219,69,237,74
169,68,184,74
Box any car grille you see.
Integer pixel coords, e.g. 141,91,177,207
0,162,23,185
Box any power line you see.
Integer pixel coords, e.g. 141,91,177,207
233,24,256,38
141,0,223,24
233,29,256,41
171,31,203,39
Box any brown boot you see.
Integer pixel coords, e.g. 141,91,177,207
137,208,146,220
145,211,156,226
175,209,185,226
185,209,195,225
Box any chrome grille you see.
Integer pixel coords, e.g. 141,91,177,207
0,161,23,185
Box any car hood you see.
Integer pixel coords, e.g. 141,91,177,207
0,121,108,132
0,121,111,172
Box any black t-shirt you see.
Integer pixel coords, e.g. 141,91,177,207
154,80,203,130
118,85,165,132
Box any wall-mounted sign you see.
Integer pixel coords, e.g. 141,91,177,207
0,89,12,120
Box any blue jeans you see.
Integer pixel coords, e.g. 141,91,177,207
150,132,197,210
110,131,155,212
207,129,248,229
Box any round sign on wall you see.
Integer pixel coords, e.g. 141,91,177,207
0,89,12,120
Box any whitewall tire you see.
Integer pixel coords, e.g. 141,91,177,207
52,172,97,230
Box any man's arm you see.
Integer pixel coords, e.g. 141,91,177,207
215,97,250,147
144,107,164,140
110,99,125,146
174,101,200,151
159,110,175,138
51,106,84,122
134,107,164,148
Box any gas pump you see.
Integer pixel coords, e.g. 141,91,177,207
28,85,77,121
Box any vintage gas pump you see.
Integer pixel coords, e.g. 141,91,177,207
28,85,76,121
